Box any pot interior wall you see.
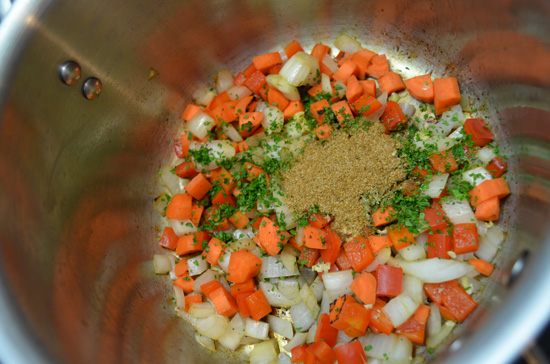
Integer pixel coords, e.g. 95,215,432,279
0,0,550,364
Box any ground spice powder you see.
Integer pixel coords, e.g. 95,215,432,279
281,123,406,236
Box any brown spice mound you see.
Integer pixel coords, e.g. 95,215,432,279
281,124,406,236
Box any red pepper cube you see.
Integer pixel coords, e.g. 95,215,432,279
464,118,494,147
452,223,479,255
375,264,403,297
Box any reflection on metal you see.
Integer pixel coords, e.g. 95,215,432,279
81,77,101,100
59,60,81,86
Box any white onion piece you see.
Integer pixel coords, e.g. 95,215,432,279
187,111,216,140
310,276,325,302
259,281,300,307
449,126,465,140
193,87,216,106
245,318,269,340
195,332,216,352
279,49,289,63
427,320,456,349
320,291,331,316
321,73,333,95
266,74,300,101
279,51,320,87
262,106,285,134
254,101,268,113
216,70,234,94
441,198,476,225
220,123,243,142
300,284,320,319
193,140,236,172
364,246,392,272
398,244,427,262
173,286,186,310
440,105,465,127
322,270,354,300
401,275,425,304
476,146,497,165
427,302,442,337
154,255,173,274
382,293,419,327
277,353,292,364
154,191,171,216
189,302,215,318
280,246,299,275
300,267,317,285
336,330,354,345
295,226,304,246
333,80,347,99
218,249,232,272
322,53,339,74
388,257,476,283
416,232,429,252
261,256,295,279
267,315,294,339
306,324,317,344
392,336,414,364
168,219,197,237
228,85,253,101
334,34,362,54
249,340,278,364
462,167,492,187
399,103,416,118
359,333,409,362
187,255,208,276
277,278,299,299
365,92,388,122
240,337,262,346
192,269,220,293
423,173,449,198
475,225,504,262
284,332,307,351
290,301,315,332
160,164,188,195
193,315,229,340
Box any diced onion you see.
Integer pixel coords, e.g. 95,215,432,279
321,73,333,95
154,255,174,274
333,80,347,99
462,167,492,187
266,74,300,101
241,337,262,345
290,301,315,332
416,233,428,252
300,284,320,319
216,70,234,94
295,226,304,246
475,225,504,262
245,318,270,340
440,104,465,128
449,126,464,140
193,140,236,171
173,286,186,310
427,302,442,337
423,173,449,198
168,219,197,237
280,246,299,275
399,103,416,118
365,92,388,122
267,315,294,339
195,332,216,352
388,257,476,283
220,123,243,142
260,255,296,278
322,53,339,74
306,324,317,344
427,320,456,349
193,314,229,340
284,332,307,351
262,106,285,134
187,255,209,276
228,85,253,101
476,146,497,165
441,198,476,225
279,52,320,87
193,87,216,106
259,281,300,307
321,270,354,300
218,313,246,351
401,275,425,304
310,276,325,302
154,192,171,217
336,330,354,345
187,111,216,140
277,353,292,364
218,248,232,272
249,340,279,364
160,164,188,195
193,269,221,293
334,34,362,54
364,246,392,272
360,333,412,363
382,293,419,326
300,267,317,285
189,302,215,318
398,244,427,262
319,291,331,316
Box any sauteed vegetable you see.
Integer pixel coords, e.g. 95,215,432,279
153,34,509,364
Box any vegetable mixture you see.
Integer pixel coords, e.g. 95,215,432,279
153,34,510,364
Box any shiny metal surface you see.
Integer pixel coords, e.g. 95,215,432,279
0,1,549,364
58,60,81,86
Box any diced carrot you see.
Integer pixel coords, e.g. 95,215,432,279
207,91,230,110
174,273,194,294
359,80,376,97
335,51,352,66
234,63,257,86
185,173,212,200
176,232,207,256
208,167,236,193
469,258,495,276
238,111,263,138
298,247,320,267
329,294,355,330
159,226,179,251
369,298,394,335
345,75,363,104
227,249,262,283
178,133,195,159
175,161,198,179
235,95,254,115
440,284,477,321
182,104,203,121
330,295,370,336
315,313,339,347
351,49,377,79
344,236,376,272
405,74,434,103
202,205,231,232
203,237,225,265
319,61,334,78
244,70,268,96
315,124,332,140
200,280,223,297
259,217,290,256
165,193,193,220
366,54,389,79
335,248,352,270
285,40,304,59
333,60,359,83
308,83,324,98
303,226,328,250
237,141,250,153
310,43,330,62
243,162,266,181
395,304,430,344
452,223,479,254
335,340,368,364
388,226,415,250
229,210,250,229
288,236,304,252
422,202,449,231
253,52,282,73
269,64,282,75
235,291,253,318
430,150,458,173
367,235,393,254
464,118,494,147
308,212,330,229
424,280,460,305
320,227,342,264
378,71,406,94
306,341,337,364
330,100,353,124
474,196,500,221
351,94,383,117
267,86,289,111
230,279,256,297
211,189,237,208
427,233,452,259
284,100,304,120
350,272,377,306
487,157,507,178
469,177,510,208
376,264,403,297
210,286,239,317
184,294,202,312
381,100,407,133
290,344,308,364
174,259,189,277
309,99,331,124
372,205,397,227
433,77,461,115
245,289,272,321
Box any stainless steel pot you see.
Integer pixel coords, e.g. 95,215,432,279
1,0,549,363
